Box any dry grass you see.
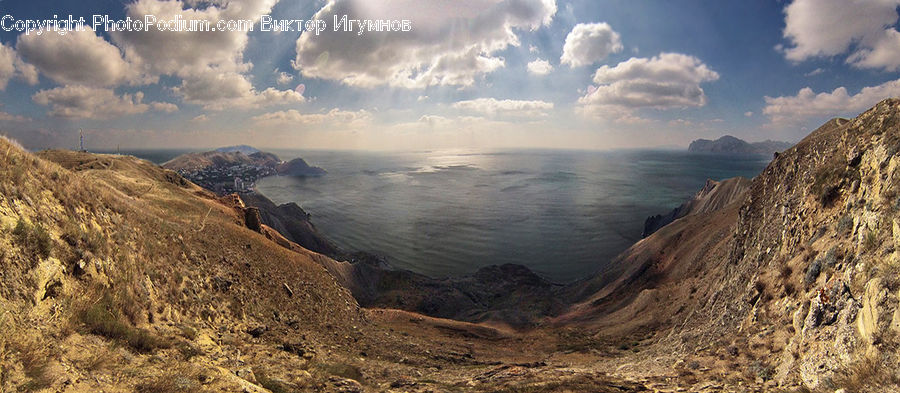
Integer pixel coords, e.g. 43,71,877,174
12,337,56,392
75,291,169,353
134,366,201,393
833,355,900,392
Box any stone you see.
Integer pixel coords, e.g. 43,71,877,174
235,368,257,385
857,278,889,343
244,207,262,232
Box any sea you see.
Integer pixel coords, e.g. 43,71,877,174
128,148,771,283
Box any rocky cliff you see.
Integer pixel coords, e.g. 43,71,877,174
642,177,752,237
563,99,900,391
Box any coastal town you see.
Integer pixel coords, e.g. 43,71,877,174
164,147,326,195
175,162,277,194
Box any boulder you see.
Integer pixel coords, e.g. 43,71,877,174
244,207,262,233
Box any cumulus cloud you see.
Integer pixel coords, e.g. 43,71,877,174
32,86,177,119
579,53,719,115
252,108,372,126
173,71,305,110
744,111,753,117
763,79,900,127
107,0,302,109
782,0,900,71
151,102,179,112
560,23,623,67
293,0,557,88
275,69,294,85
17,29,142,87
0,43,38,90
452,98,554,116
526,59,553,75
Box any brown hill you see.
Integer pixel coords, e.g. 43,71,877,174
162,150,281,172
558,99,900,391
3,99,900,392
0,137,648,392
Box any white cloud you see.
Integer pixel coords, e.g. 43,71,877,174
0,111,30,122
804,68,824,77
109,0,301,109
782,0,900,71
151,102,179,112
560,22,623,67
17,29,142,87
0,43,38,90
275,69,294,85
32,86,176,119
252,108,372,126
526,59,553,75
293,0,557,88
579,53,719,115
191,114,209,122
763,79,900,127
744,111,753,117
452,98,554,117
112,0,275,77
173,71,305,110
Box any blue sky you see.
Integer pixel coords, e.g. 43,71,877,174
0,0,898,150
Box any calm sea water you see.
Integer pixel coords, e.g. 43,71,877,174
245,149,771,283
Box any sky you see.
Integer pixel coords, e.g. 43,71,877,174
0,0,899,151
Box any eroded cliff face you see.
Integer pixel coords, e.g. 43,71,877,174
553,99,900,391
704,99,900,390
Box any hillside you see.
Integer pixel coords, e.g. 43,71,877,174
0,137,651,392
642,177,752,237
689,135,793,155
2,99,900,392
162,150,281,173
562,99,900,391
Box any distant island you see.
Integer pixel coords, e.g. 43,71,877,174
163,146,325,194
688,135,792,155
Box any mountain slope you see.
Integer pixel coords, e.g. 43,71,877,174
642,176,752,237
1,138,655,392
0,142,383,391
563,99,900,391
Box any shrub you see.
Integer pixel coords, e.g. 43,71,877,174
864,230,879,251
12,219,53,261
750,360,774,381
805,258,822,285
76,294,169,353
837,214,854,234
16,340,54,392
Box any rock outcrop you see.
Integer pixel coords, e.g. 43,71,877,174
276,157,326,177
